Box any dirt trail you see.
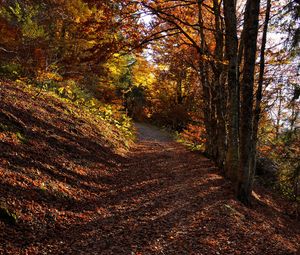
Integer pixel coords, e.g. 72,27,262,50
48,123,299,254
134,123,173,142
69,123,229,254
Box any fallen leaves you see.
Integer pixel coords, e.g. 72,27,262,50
0,82,299,254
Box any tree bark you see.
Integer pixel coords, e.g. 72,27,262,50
250,0,272,197
237,0,261,205
197,0,214,157
223,0,239,183
213,0,227,168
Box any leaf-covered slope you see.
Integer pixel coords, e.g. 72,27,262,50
0,81,131,254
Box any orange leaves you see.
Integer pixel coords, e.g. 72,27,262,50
34,48,46,69
180,124,207,146
0,18,20,47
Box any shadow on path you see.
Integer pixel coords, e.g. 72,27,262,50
38,123,300,255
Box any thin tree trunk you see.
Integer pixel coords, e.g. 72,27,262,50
202,73,213,156
176,78,183,105
276,86,283,139
213,0,226,168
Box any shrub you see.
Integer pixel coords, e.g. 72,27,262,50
0,63,23,79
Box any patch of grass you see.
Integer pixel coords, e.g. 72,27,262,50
0,206,18,225
176,135,205,152
15,131,28,144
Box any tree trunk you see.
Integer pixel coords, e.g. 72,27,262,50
237,0,261,205
201,68,213,156
197,0,215,157
213,0,226,168
276,86,283,139
223,0,239,183
250,0,272,197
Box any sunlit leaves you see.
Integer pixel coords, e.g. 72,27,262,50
0,2,45,39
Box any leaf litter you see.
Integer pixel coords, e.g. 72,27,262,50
0,82,299,254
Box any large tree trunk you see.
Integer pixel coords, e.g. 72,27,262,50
237,0,261,205
223,0,239,183
250,0,272,197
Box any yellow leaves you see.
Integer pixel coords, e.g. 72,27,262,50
94,9,105,22
132,56,156,88
157,63,169,71
37,71,63,83
67,0,92,23
104,54,129,80
104,52,156,90
75,16,81,23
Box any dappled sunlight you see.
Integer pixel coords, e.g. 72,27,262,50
13,122,295,254
0,83,299,254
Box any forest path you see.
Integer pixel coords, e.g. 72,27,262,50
134,122,174,142
57,122,237,254
55,123,298,254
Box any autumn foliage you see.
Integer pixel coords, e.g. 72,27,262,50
0,0,300,253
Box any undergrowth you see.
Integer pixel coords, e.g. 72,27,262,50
176,124,206,152
12,75,135,150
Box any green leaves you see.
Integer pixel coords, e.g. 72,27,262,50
0,207,18,225
15,131,28,144
2,2,45,39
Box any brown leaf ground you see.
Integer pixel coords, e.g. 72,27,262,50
0,82,300,254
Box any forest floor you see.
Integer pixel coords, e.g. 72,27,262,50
0,81,300,255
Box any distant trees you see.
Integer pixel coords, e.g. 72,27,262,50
146,41,198,130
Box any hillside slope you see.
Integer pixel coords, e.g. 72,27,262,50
0,81,299,254
0,81,132,254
